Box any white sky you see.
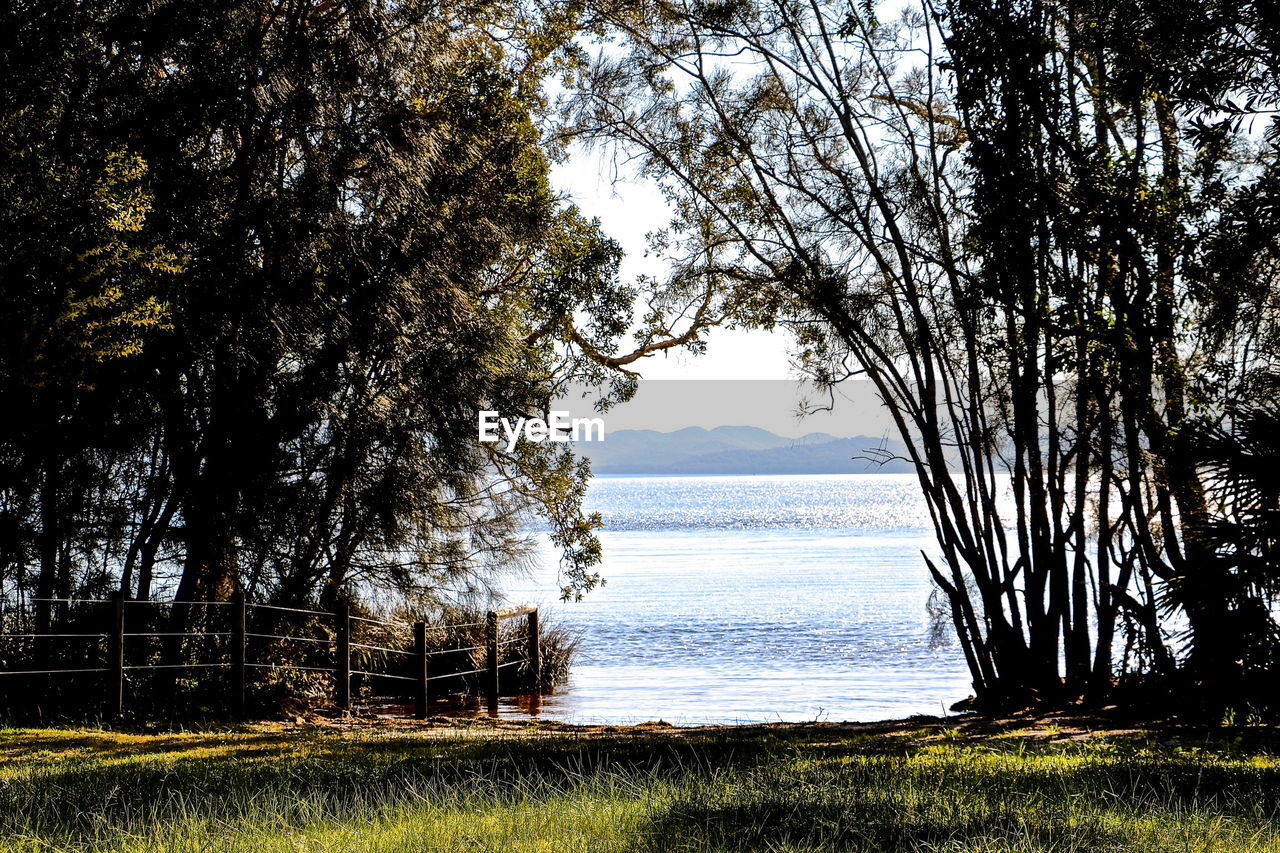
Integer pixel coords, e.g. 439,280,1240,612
551,153,797,382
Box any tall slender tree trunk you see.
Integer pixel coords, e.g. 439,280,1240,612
1151,94,1236,708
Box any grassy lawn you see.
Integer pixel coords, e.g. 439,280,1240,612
1,714,1278,852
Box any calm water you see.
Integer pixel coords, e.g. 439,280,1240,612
501,474,973,725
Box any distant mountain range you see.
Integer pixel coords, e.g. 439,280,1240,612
572,425,914,475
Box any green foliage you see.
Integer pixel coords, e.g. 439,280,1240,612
58,152,180,365
0,0,647,671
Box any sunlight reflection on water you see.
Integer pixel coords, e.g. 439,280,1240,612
501,474,974,725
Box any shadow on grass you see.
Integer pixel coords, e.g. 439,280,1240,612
4,725,1280,851
0,729,304,762
628,752,1280,852
632,801,1133,852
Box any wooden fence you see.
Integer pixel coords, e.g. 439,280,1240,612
0,593,539,719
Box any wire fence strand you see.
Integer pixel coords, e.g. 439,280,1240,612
348,614,410,629
0,667,109,675
428,668,486,680
247,603,332,618
125,663,232,670
351,642,414,656
246,632,332,645
0,633,106,639
245,663,334,674
351,670,415,682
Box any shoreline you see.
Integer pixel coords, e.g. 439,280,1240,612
9,705,1275,746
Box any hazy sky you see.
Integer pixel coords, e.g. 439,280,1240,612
553,380,896,438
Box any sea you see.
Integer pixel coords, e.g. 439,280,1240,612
493,473,974,725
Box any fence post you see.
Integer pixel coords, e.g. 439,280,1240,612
108,591,125,719
485,610,499,705
231,590,246,718
335,600,351,712
526,608,540,691
414,621,428,720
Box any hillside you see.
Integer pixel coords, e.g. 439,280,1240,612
573,425,913,475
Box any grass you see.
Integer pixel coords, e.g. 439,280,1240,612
1,714,1278,852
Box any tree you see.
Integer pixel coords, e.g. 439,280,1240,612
0,0,716,656
564,0,1276,709
0,1,181,638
